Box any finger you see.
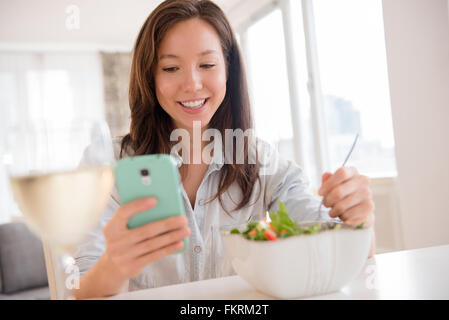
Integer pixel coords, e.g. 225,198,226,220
319,172,333,195
346,211,375,228
324,175,371,208
339,200,375,225
128,215,188,244
345,214,369,228
135,241,185,269
319,167,358,196
322,172,333,184
328,188,371,218
116,197,158,222
129,227,190,259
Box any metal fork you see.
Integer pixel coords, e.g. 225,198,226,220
318,133,360,220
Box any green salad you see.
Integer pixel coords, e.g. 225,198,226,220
230,200,364,241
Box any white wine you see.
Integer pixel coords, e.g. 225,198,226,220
9,167,114,252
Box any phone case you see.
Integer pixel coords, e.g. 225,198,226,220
114,154,188,253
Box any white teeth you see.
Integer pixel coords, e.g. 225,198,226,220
180,99,206,108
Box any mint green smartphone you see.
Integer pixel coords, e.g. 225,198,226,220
114,154,188,253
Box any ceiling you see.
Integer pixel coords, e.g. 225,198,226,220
0,0,271,50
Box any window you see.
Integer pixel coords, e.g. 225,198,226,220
312,0,397,177
244,8,295,163
240,0,397,190
0,52,104,223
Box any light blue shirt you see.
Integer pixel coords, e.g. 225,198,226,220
74,138,335,292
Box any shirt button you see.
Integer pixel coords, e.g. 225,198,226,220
194,246,202,253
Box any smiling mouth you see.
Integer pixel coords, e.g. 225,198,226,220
178,98,208,109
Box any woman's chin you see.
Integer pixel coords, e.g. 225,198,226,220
177,117,211,130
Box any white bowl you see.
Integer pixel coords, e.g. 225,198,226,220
220,222,372,299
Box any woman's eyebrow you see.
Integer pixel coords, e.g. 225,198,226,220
159,50,219,60
159,53,178,60
198,49,219,56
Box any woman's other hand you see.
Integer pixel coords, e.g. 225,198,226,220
318,167,375,228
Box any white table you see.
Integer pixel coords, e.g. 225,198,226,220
105,244,449,300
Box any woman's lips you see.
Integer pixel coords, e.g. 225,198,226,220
177,98,209,115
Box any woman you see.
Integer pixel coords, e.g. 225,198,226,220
74,0,375,299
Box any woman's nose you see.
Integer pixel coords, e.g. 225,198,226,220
182,69,203,92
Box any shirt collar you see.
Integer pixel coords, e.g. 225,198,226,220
210,148,224,171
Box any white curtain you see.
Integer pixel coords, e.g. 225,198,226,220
0,52,105,223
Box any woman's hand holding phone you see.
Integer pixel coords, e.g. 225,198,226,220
102,196,191,280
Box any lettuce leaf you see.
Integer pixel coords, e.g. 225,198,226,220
269,200,299,236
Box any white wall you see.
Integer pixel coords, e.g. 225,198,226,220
382,0,449,250
0,0,161,50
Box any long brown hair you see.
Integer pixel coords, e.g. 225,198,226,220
121,0,261,213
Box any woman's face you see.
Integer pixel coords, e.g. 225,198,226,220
155,18,227,131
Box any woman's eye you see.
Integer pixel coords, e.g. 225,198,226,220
201,64,215,69
163,67,179,72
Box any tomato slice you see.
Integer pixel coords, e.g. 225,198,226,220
264,230,278,241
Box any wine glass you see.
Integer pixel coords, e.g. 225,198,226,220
2,119,115,299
